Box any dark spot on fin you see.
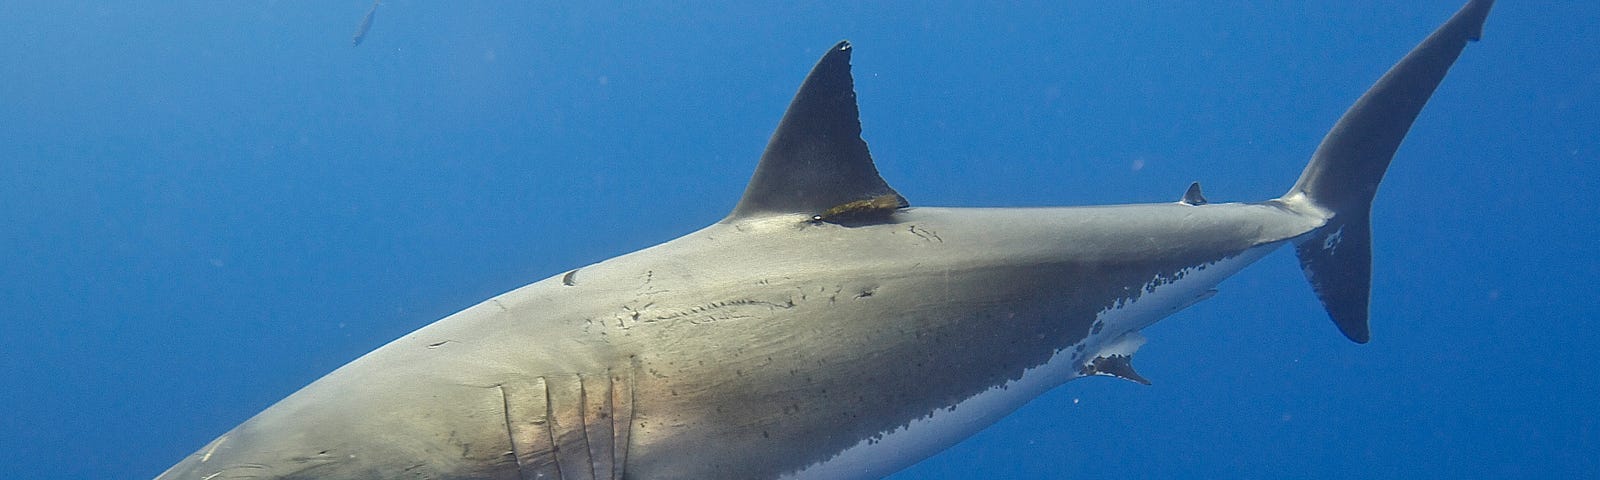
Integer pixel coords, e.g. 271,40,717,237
1180,182,1207,206
1081,354,1151,385
725,41,907,222
562,269,578,287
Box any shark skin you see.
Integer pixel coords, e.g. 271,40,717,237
155,1,1493,479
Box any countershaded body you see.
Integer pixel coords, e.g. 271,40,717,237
157,2,1493,479
159,202,1314,479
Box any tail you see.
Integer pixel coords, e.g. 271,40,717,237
1280,0,1493,343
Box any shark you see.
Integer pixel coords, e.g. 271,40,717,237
156,1,1493,479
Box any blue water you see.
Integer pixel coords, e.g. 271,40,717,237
2,2,1595,478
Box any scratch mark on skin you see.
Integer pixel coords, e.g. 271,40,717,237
491,299,509,312
909,225,943,243
200,436,227,462
652,299,795,322
428,340,454,349
563,269,579,286
633,270,675,300
619,303,654,329
205,464,266,479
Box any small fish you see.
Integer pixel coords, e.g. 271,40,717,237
351,0,380,47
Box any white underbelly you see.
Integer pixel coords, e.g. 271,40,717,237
778,244,1281,480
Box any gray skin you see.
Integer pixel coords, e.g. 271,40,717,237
156,2,1492,479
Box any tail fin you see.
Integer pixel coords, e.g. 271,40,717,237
1282,0,1493,343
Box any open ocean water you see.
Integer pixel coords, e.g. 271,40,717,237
2,1,1595,478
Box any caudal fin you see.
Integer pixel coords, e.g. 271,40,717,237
1282,0,1493,343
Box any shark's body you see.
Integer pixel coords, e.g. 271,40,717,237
157,2,1493,479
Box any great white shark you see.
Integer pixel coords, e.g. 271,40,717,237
157,2,1494,479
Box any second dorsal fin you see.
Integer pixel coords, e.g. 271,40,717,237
1180,182,1208,206
725,41,907,222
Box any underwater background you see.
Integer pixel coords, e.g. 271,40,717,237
2,1,1595,478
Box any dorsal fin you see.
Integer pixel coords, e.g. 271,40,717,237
725,41,907,221
1179,182,1208,206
